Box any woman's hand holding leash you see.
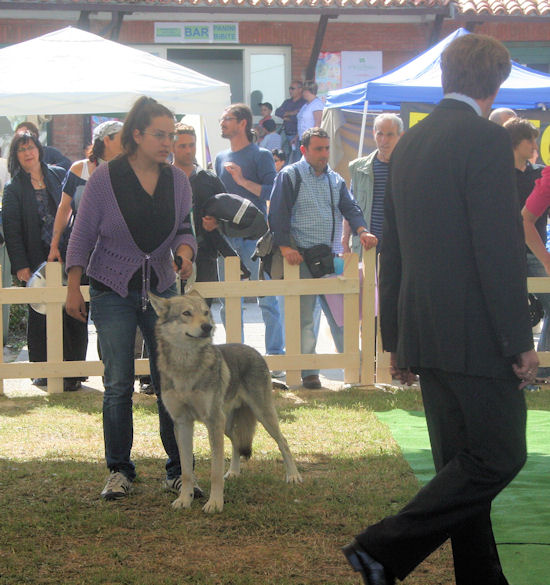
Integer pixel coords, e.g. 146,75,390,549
174,244,194,280
174,255,193,280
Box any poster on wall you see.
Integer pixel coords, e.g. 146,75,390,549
315,51,383,97
341,51,383,88
315,52,342,97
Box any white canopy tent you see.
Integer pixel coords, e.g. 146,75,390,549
0,26,230,115
0,27,231,160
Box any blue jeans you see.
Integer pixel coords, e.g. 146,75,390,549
526,252,550,377
90,285,180,481
218,236,284,355
299,262,343,378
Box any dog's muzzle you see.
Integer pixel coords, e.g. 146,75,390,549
186,322,214,339
200,323,213,337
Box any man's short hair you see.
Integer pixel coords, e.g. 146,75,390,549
503,117,539,149
263,119,276,133
301,126,329,148
303,80,318,95
174,122,196,137
441,34,511,100
374,113,404,135
272,148,287,162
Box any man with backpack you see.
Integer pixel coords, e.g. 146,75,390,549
268,127,376,389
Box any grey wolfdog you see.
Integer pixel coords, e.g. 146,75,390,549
149,291,302,513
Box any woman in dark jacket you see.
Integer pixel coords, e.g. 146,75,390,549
2,131,87,391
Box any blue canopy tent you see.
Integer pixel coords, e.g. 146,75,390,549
324,27,550,156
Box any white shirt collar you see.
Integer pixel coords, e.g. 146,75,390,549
444,93,482,117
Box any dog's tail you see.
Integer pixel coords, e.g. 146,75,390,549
227,404,257,460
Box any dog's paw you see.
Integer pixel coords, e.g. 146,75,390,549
285,472,303,484
171,495,193,509
224,470,240,480
202,497,224,513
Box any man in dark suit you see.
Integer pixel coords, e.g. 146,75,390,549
342,33,539,585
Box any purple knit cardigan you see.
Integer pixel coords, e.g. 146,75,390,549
65,162,196,298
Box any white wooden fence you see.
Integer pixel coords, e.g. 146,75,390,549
3,252,546,396
0,251,388,394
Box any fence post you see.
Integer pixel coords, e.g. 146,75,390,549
343,253,360,384
224,256,242,344
45,262,64,393
372,250,391,384
360,249,376,385
283,260,301,387
0,264,4,396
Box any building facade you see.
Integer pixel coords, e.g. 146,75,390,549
1,0,549,160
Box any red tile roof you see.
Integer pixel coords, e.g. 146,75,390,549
458,0,550,15
2,0,550,16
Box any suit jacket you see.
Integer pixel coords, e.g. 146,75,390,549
379,99,533,379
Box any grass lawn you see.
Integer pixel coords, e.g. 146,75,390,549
1,385,548,585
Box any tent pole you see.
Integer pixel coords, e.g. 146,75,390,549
358,100,369,157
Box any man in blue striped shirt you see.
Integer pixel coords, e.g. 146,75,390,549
344,114,403,257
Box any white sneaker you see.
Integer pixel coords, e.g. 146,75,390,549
101,471,132,500
163,476,182,494
163,476,204,499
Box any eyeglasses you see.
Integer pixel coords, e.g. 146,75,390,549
141,130,177,142
17,144,37,154
289,86,299,90
219,116,237,123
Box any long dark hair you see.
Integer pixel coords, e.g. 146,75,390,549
121,96,174,156
8,132,43,176
226,104,254,143
86,138,105,164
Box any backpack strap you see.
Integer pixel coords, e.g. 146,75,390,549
289,166,302,207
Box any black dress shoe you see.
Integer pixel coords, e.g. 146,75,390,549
302,374,322,389
63,379,82,392
139,381,156,395
342,539,395,585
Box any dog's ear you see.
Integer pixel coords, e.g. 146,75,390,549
186,288,205,300
148,293,168,317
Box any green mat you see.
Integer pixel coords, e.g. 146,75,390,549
376,409,550,585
